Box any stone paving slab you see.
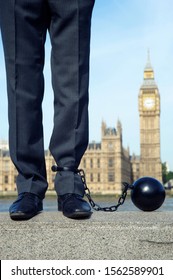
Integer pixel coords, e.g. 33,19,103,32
0,211,173,260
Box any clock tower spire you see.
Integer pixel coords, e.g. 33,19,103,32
143,49,155,81
138,52,162,181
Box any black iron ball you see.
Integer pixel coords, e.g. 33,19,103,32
131,177,165,211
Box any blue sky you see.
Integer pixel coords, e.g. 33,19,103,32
0,0,173,170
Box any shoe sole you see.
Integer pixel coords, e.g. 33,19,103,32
10,211,42,221
63,211,93,219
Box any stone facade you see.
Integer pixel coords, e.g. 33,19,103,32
0,149,17,192
79,120,131,194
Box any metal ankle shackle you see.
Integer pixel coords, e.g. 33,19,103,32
52,165,132,212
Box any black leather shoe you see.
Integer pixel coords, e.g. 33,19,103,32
58,193,92,219
9,192,43,220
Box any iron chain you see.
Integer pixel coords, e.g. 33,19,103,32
78,169,130,212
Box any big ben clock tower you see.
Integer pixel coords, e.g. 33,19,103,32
138,52,162,182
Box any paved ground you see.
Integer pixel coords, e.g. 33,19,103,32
0,211,173,259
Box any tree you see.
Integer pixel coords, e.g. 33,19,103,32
162,162,173,183
167,171,173,182
162,162,167,183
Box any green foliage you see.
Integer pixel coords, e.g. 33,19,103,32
162,162,167,183
167,171,173,181
162,162,173,183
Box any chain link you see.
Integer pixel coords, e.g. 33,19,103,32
78,169,130,212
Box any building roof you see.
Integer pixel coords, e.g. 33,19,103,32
0,149,10,157
88,142,101,150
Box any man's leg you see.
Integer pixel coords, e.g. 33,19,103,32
48,0,95,197
0,0,49,218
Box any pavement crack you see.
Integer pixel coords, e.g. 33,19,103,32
140,239,173,245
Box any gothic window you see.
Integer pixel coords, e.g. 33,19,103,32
4,175,9,184
108,158,114,168
136,165,140,172
4,160,9,171
90,173,93,182
108,142,113,150
14,175,17,183
108,172,115,182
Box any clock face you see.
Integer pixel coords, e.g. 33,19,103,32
143,97,155,109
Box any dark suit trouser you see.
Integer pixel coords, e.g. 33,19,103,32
0,0,95,199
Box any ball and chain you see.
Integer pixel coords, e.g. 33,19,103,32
52,166,166,212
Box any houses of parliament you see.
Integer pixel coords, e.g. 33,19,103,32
0,55,162,194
